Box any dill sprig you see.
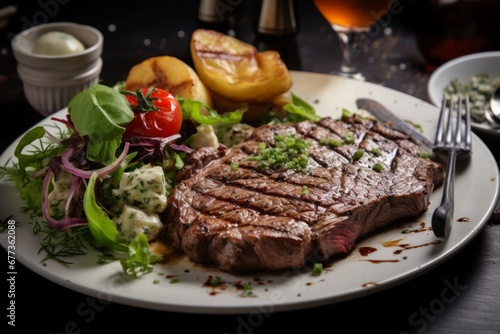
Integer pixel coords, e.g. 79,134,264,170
5,163,43,210
0,124,93,265
37,224,91,265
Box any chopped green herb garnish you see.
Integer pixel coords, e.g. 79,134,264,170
342,108,353,118
170,277,180,284
301,186,308,196
372,147,381,157
210,275,222,285
320,137,343,147
241,283,257,298
413,123,424,134
329,138,344,147
420,151,429,158
248,134,311,173
373,163,384,172
312,263,323,276
230,162,239,170
342,133,355,144
352,149,364,161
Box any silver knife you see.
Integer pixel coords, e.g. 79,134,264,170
356,98,435,150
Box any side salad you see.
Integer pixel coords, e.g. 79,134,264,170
1,82,318,277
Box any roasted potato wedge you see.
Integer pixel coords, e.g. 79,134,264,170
124,55,212,106
190,29,292,104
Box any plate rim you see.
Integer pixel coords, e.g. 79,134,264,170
1,70,499,314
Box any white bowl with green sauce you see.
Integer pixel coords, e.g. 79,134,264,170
427,51,500,135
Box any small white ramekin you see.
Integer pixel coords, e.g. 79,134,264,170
11,22,104,116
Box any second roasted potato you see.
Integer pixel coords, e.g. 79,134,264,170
124,55,213,107
190,29,292,104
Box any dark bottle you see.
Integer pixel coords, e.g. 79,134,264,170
414,0,500,71
196,0,239,35
253,0,302,70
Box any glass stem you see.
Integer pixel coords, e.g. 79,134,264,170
336,29,361,74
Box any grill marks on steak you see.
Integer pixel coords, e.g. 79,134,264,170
161,115,445,274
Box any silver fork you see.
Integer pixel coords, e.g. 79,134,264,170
432,94,472,238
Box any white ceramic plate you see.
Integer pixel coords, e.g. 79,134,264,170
427,51,500,136
1,71,498,314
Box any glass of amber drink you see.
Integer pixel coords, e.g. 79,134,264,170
313,0,393,80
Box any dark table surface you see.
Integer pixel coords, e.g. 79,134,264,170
1,1,500,333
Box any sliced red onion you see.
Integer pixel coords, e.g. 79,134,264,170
126,133,181,148
64,175,82,214
170,143,194,153
41,169,87,230
51,115,76,133
33,166,48,179
61,142,130,179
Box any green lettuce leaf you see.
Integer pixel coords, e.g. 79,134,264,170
283,93,320,122
178,97,243,125
83,172,128,253
120,234,162,277
68,84,134,164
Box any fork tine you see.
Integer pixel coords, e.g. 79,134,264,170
445,96,454,145
464,95,472,151
455,94,463,146
435,94,447,146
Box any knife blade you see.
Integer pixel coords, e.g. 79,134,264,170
356,98,435,150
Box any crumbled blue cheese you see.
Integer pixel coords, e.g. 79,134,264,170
111,164,168,241
113,164,167,213
113,204,163,241
48,171,74,217
190,124,219,149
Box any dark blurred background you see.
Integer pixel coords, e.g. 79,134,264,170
2,0,500,116
2,1,500,333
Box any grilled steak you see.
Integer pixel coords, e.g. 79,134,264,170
160,114,445,274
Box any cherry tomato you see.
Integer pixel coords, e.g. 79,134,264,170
123,87,182,138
